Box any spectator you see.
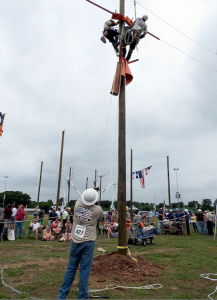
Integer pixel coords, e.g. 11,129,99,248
0,204,4,222
49,208,57,226
11,204,17,230
175,208,182,221
68,208,73,224
62,208,68,228
30,219,43,240
42,226,54,241
196,209,206,235
184,209,190,235
15,205,27,239
205,210,214,235
167,209,174,220
56,207,61,220
103,220,112,238
157,208,163,234
191,213,199,233
52,218,62,239
58,223,72,242
4,204,12,229
33,206,39,220
38,206,45,224
106,211,112,223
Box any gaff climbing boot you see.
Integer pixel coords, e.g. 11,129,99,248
101,36,106,43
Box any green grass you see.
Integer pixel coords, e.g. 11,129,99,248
0,217,217,299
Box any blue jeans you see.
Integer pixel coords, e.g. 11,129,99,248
57,240,95,299
198,221,206,234
15,221,24,238
158,220,163,234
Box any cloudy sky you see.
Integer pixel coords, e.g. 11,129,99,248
0,0,217,207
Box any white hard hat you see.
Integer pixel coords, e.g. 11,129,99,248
81,188,98,206
142,15,148,21
184,209,188,213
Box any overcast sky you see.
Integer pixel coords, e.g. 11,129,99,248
0,0,217,207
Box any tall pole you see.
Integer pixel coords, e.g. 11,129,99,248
68,167,71,206
117,0,127,255
56,130,65,210
174,168,179,209
99,175,105,207
37,161,43,206
86,177,88,189
3,176,9,207
167,156,171,209
94,169,97,188
130,149,133,220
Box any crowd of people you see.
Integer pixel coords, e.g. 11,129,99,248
157,207,216,236
0,203,74,241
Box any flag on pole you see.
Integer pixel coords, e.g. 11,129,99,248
132,166,152,189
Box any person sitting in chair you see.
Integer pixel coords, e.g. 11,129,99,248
30,219,42,240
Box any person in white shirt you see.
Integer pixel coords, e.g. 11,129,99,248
30,219,42,240
11,204,17,229
56,207,61,220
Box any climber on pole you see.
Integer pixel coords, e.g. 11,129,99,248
101,19,120,54
126,15,148,62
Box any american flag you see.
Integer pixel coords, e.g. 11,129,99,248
76,206,93,221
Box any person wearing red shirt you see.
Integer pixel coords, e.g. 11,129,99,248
15,205,27,239
4,204,12,229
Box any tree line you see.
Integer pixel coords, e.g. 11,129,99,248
1,191,217,212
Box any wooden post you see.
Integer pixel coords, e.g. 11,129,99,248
86,177,88,189
56,130,65,210
67,167,71,206
117,0,127,256
99,175,105,206
37,161,43,206
130,149,133,220
167,156,171,209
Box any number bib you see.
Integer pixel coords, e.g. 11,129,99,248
74,224,86,239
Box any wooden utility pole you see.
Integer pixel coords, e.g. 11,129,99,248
99,175,105,206
86,177,88,189
94,169,97,188
117,0,127,255
56,130,65,210
130,149,133,220
167,156,171,209
67,167,71,206
37,161,43,206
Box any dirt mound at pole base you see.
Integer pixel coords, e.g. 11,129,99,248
91,252,165,282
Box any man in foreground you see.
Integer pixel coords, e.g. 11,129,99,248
57,188,103,299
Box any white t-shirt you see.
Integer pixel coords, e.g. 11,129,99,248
12,208,17,217
31,222,41,230
56,211,60,218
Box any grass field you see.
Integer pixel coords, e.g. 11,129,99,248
0,217,217,299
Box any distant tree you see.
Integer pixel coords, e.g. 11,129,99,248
0,191,31,207
188,200,199,208
47,199,54,206
202,198,212,210
214,199,217,206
